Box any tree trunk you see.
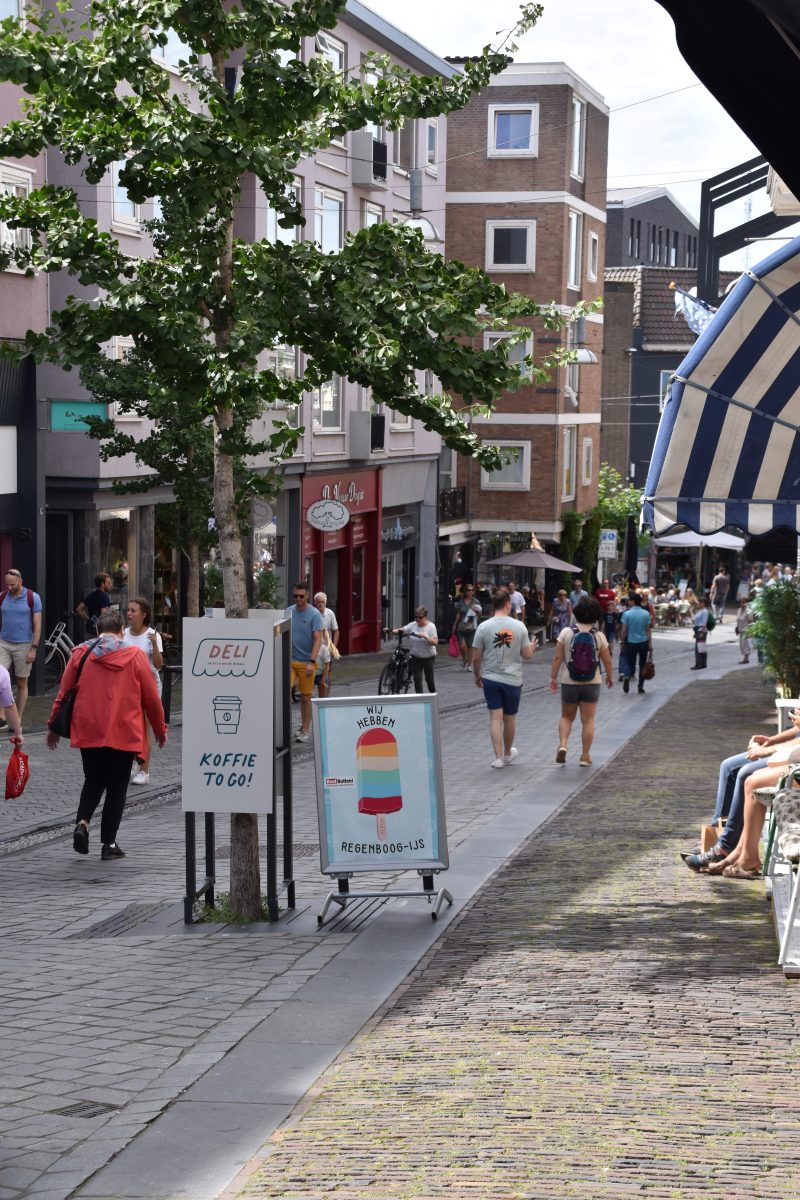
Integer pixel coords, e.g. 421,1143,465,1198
187,539,201,619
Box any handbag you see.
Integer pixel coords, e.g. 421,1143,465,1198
448,632,460,658
642,651,655,680
48,639,98,738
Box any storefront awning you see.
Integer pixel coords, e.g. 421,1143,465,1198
643,235,800,536
653,531,746,549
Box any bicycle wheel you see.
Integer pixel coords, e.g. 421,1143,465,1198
398,660,412,694
44,646,65,692
378,664,396,695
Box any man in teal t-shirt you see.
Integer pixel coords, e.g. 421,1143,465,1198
620,592,651,694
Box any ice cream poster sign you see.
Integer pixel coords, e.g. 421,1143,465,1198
181,617,274,815
311,694,448,874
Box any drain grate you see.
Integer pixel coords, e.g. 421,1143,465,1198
55,1100,119,1118
70,901,174,939
215,842,319,860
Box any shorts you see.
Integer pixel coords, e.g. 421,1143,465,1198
458,628,476,646
560,682,601,705
290,661,317,698
0,639,33,679
481,678,522,715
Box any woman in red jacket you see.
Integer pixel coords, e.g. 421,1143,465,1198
46,611,167,860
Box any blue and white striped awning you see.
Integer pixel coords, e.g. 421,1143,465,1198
643,235,800,535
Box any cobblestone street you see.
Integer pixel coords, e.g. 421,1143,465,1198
1,628,791,1199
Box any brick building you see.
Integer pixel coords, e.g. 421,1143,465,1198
441,62,608,594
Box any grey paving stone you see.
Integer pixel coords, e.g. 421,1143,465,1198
187,1039,340,1104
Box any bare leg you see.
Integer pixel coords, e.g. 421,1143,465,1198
502,714,516,756
716,765,784,869
578,700,597,759
16,677,29,721
559,701,578,750
489,708,504,760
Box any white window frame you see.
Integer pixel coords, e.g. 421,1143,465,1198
581,436,593,487
487,103,539,158
485,219,536,273
314,186,344,254
423,369,435,396
315,31,344,73
111,161,141,234
360,385,380,414
570,96,586,180
267,180,302,244
362,63,385,142
389,406,412,429
426,118,439,175
659,369,673,413
567,210,583,290
0,163,32,263
0,1,22,21
393,119,415,173
480,440,531,492
151,27,192,72
109,336,141,422
483,330,534,380
565,323,580,402
363,201,383,228
311,375,342,431
562,426,577,501
265,344,300,427
587,230,599,282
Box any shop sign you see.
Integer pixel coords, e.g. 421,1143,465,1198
311,694,448,875
181,617,274,815
307,498,350,532
303,469,378,513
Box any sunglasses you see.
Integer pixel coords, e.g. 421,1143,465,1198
7,571,21,578
293,593,307,599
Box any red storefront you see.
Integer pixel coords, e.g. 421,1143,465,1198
301,469,382,655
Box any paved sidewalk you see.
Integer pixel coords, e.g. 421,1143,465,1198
229,666,797,1200
0,625,759,1200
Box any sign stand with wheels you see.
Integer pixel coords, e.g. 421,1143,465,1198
311,693,452,926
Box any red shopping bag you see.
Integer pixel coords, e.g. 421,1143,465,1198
5,744,29,799
448,632,460,658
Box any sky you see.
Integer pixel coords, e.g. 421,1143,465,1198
365,0,793,268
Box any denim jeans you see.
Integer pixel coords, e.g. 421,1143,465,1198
716,753,765,853
621,641,648,682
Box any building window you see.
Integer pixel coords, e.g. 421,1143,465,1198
389,407,412,429
110,337,141,422
426,118,439,174
423,369,435,395
363,201,383,228
362,64,384,141
648,225,655,263
670,230,679,268
485,219,536,272
562,426,576,501
488,104,539,157
581,436,593,486
266,344,299,427
0,1,21,19
565,323,580,403
314,187,344,254
484,330,534,379
394,119,415,172
634,219,641,260
112,161,140,231
315,31,344,73
267,180,302,244
567,210,583,289
311,375,341,430
480,441,530,492
0,167,30,258
570,97,586,179
659,369,673,413
588,230,599,281
152,26,192,69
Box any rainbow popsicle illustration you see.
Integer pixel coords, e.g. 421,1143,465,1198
356,728,403,841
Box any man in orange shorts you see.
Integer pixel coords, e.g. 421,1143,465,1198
287,582,324,743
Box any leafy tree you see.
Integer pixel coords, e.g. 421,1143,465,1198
749,581,800,699
0,0,582,917
594,464,644,540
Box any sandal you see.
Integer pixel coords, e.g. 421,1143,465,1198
721,864,761,880
555,747,567,764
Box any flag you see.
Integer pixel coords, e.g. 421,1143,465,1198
671,283,716,337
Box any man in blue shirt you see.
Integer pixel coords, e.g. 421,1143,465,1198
287,581,324,743
0,568,43,721
569,578,589,611
620,591,652,694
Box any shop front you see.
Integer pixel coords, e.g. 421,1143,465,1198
301,469,381,655
381,511,418,634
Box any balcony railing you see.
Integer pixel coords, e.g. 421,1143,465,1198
439,487,466,522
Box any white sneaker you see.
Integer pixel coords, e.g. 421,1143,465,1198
131,771,149,786
503,747,518,765
294,729,310,743
490,758,505,769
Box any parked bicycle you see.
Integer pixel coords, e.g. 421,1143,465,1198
44,616,76,689
378,629,415,695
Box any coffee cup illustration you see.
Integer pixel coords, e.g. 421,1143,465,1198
213,695,242,734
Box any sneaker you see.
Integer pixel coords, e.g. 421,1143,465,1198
101,843,125,860
490,758,505,769
638,685,645,694
623,678,630,693
503,747,518,765
131,771,149,786
684,845,726,873
555,747,567,764
579,755,592,767
294,729,310,743
679,843,703,862
73,823,89,855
